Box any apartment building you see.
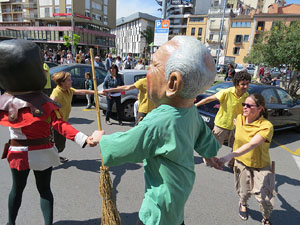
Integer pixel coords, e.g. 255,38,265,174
166,0,211,36
0,0,116,54
112,12,158,58
225,3,300,66
226,15,253,65
186,14,207,43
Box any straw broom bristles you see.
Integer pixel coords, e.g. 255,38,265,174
100,166,122,225
89,48,122,225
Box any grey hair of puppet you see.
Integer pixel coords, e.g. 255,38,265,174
165,36,216,99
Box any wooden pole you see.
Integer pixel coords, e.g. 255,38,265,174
89,49,121,225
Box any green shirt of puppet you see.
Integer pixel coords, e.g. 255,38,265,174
100,104,220,224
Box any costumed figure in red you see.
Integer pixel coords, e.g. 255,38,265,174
0,39,96,225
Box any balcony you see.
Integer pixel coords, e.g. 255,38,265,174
12,8,23,13
206,39,223,45
2,9,12,13
23,13,37,19
210,24,222,30
22,3,37,9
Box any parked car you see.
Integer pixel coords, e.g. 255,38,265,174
246,65,255,75
45,61,58,68
49,64,107,99
266,67,281,78
97,69,147,121
195,82,300,132
217,64,227,74
235,64,244,73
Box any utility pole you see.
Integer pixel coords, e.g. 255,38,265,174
216,0,227,66
162,0,167,19
71,13,75,56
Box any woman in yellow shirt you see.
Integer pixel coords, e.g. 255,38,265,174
220,94,275,225
51,71,103,162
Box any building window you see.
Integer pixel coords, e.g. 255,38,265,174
213,1,219,7
209,33,214,40
191,27,195,35
85,10,90,17
198,27,202,36
66,0,72,5
45,7,50,17
256,21,265,31
232,21,251,28
54,7,59,13
233,47,240,55
85,0,90,9
104,6,108,15
92,13,96,20
244,35,249,42
190,17,204,22
235,35,243,44
104,0,108,5
66,6,72,13
55,0,59,5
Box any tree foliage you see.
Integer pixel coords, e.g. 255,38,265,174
141,26,154,49
63,34,81,49
244,21,300,98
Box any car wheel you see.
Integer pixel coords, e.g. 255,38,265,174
121,100,136,121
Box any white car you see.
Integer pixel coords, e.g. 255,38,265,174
97,70,147,121
235,64,244,73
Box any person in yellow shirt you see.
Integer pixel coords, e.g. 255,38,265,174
220,94,275,225
50,71,103,162
195,71,251,167
103,77,156,124
43,62,52,96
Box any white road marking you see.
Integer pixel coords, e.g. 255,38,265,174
292,156,300,171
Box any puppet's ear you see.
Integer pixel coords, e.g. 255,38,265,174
166,71,183,97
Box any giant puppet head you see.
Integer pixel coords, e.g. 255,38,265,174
0,39,46,92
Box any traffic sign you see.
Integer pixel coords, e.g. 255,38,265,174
154,19,169,46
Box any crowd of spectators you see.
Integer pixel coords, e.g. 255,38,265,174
43,48,147,71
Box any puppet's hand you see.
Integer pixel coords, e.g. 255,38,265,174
86,136,97,147
204,157,223,170
91,130,105,145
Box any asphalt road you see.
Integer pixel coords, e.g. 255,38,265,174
0,102,299,225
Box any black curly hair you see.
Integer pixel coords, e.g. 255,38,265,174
233,70,251,86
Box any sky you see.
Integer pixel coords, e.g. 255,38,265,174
116,0,300,19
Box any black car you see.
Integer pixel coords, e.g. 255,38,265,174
49,64,107,99
195,82,300,132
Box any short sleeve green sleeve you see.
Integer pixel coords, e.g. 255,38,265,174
194,120,220,158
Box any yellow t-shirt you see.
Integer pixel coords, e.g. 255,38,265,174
234,114,274,168
43,63,51,89
214,86,249,130
50,86,75,121
134,78,156,114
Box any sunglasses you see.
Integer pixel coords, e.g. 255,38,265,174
242,103,257,108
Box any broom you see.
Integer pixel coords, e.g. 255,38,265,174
90,49,122,225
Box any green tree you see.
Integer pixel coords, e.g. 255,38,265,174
244,21,300,98
141,26,154,51
63,34,81,52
